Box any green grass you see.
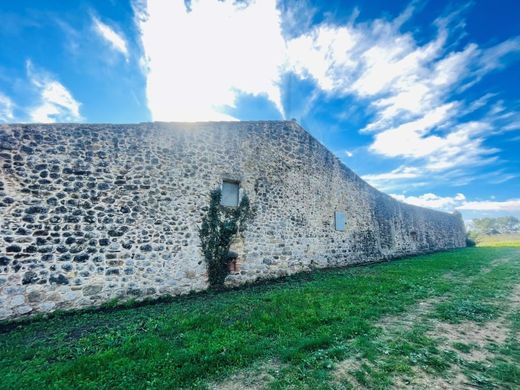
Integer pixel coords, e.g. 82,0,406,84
476,233,520,247
0,247,519,389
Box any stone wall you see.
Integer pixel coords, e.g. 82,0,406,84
0,121,466,320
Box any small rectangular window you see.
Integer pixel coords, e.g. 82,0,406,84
221,180,240,207
335,211,345,231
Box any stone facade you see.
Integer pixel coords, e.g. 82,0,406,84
0,121,466,320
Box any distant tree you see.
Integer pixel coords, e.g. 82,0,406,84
470,216,519,235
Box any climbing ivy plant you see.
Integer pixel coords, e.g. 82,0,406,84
199,189,251,287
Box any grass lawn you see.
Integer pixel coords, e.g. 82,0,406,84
1,247,519,389
476,233,520,248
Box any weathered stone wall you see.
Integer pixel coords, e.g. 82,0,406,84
0,121,466,320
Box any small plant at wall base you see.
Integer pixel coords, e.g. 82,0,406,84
466,232,478,247
199,189,251,287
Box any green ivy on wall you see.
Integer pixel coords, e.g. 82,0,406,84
199,189,251,287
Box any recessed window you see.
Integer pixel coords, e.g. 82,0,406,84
335,211,346,231
221,180,240,207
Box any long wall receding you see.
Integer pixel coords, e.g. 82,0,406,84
0,121,466,320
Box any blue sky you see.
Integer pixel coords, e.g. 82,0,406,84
1,0,519,220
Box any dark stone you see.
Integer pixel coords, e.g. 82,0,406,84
15,227,30,235
37,246,52,253
41,254,53,262
105,269,119,275
127,287,141,296
80,201,92,209
69,245,82,253
61,263,73,271
120,206,131,213
21,145,34,154
55,206,68,214
24,245,37,253
99,238,110,246
3,196,14,204
65,237,76,245
22,215,35,223
71,168,91,175
64,215,80,223
97,182,110,190
25,205,47,214
0,256,10,266
59,254,71,262
6,245,22,253
49,274,69,285
22,271,39,284
108,229,124,237
84,215,95,223
56,245,68,253
73,253,89,262
140,244,153,252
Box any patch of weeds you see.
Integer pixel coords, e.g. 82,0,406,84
435,299,499,323
453,342,473,353
489,361,520,386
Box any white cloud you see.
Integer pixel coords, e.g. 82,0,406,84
27,61,82,123
392,192,520,213
458,199,520,212
93,17,129,60
369,103,458,159
134,0,286,121
363,166,423,189
391,192,465,210
283,4,520,182
0,93,14,122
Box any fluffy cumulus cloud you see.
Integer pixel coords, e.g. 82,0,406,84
0,93,14,122
134,0,285,121
391,192,466,210
392,193,520,213
93,17,129,61
285,8,520,177
363,166,425,190
27,61,82,123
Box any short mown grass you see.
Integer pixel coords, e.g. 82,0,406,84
476,233,520,247
1,247,519,389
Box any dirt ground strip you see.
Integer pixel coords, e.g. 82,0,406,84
210,360,283,390
399,284,518,389
431,283,520,361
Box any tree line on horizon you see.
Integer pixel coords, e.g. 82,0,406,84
467,216,520,235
